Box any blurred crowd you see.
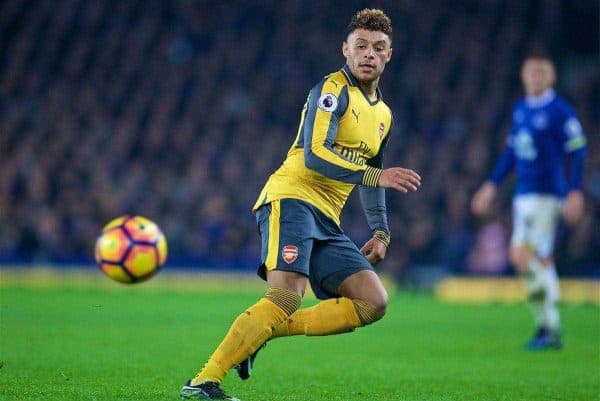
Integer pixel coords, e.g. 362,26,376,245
1,0,598,277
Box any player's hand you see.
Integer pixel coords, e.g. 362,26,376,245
562,190,585,226
360,237,387,265
471,181,497,217
378,167,421,193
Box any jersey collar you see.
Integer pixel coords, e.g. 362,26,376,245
525,89,556,108
341,64,382,106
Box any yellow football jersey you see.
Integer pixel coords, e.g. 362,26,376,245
253,65,393,225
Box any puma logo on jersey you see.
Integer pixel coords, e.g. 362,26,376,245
352,109,360,123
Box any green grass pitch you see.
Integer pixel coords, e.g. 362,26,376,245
1,272,599,401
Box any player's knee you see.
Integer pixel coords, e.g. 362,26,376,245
371,290,388,318
509,246,531,272
264,287,302,316
266,270,307,298
353,291,388,325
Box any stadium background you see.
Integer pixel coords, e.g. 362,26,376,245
0,0,598,282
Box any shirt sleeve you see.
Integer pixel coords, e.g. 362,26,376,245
303,79,383,187
489,135,515,185
359,186,390,244
359,128,391,244
561,115,587,153
568,147,586,190
560,108,587,190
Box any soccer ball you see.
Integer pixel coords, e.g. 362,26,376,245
95,215,167,283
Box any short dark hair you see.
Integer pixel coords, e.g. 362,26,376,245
524,49,554,64
347,9,392,38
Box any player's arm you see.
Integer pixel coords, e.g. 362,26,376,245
471,134,515,217
303,81,381,186
561,114,588,225
359,133,391,265
488,136,516,186
303,79,420,192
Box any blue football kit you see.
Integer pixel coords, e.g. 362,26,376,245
489,89,587,197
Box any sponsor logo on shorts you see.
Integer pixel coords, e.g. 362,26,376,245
282,245,298,264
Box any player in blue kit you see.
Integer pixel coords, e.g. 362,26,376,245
472,54,587,350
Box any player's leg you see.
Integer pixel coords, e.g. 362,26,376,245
510,195,548,297
181,282,301,400
233,270,307,381
509,243,547,344
236,268,384,382
512,246,562,349
181,201,307,398
509,244,544,295
536,256,561,347
510,195,562,349
271,272,386,338
235,235,384,381
510,195,548,347
273,237,387,338
181,282,302,397
529,196,563,348
338,269,388,322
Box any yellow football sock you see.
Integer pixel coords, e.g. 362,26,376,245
273,297,377,337
191,287,300,385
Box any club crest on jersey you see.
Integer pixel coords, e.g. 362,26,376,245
282,245,298,264
379,122,385,139
318,93,338,112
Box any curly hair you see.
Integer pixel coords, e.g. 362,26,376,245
347,9,392,37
